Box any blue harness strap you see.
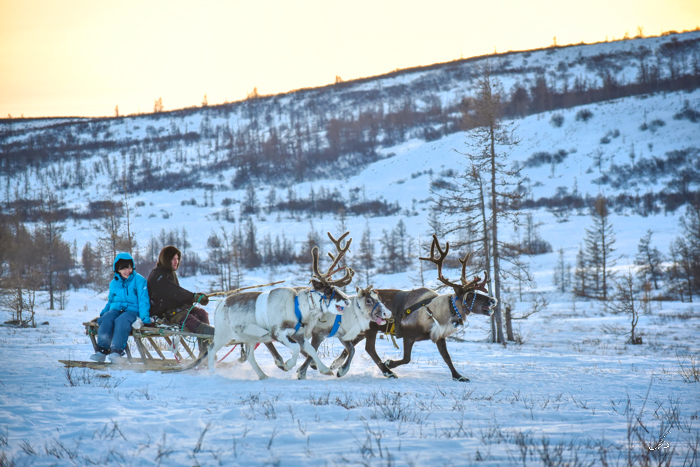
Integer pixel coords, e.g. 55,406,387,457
451,295,464,320
328,314,342,337
294,296,303,332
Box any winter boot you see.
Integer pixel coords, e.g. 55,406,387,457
108,349,127,364
89,347,109,363
195,323,215,336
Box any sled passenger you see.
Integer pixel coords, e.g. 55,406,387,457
90,252,151,364
147,245,214,335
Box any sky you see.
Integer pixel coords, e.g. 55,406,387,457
1,0,698,118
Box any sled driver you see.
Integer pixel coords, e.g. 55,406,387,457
147,245,214,335
90,252,151,363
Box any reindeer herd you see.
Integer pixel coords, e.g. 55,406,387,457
202,232,497,382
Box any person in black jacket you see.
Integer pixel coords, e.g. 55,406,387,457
147,245,214,335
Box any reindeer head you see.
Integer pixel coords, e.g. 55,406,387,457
310,231,354,313
419,235,498,316
355,285,391,325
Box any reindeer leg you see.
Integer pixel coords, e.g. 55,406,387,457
300,338,333,375
264,342,286,371
297,334,322,380
336,340,355,378
274,329,301,371
207,341,218,373
385,337,415,370
332,334,365,370
436,338,469,382
244,343,269,380
207,326,231,373
364,329,397,379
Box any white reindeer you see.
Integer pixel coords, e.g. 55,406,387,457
208,232,355,380
294,285,391,379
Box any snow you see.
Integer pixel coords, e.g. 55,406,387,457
1,291,698,465
2,33,700,465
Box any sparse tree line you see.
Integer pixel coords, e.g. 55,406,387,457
210,184,402,224
517,143,699,216
562,197,700,300
425,62,699,347
0,191,421,326
0,193,73,326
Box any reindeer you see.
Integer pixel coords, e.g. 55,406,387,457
207,232,354,380
333,235,497,382
293,285,391,379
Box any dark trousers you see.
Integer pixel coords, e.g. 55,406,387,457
169,306,210,333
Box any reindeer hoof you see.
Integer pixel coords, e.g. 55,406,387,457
336,367,348,378
453,375,470,382
297,370,307,380
272,357,286,370
320,367,333,376
258,374,269,380
383,359,393,370
383,371,398,379
330,359,343,370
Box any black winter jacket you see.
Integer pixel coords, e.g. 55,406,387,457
147,266,195,318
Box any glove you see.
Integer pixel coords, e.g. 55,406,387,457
194,293,209,306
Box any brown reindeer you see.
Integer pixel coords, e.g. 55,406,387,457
333,235,497,382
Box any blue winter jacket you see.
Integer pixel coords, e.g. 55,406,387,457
100,252,152,324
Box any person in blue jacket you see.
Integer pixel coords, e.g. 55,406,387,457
90,252,151,364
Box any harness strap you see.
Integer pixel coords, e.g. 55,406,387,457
460,291,478,313
313,289,335,311
328,314,342,337
382,317,400,349
424,306,440,326
451,295,464,320
403,297,435,316
294,296,303,332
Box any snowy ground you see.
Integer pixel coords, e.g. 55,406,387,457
0,286,698,466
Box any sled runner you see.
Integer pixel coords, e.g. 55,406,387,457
60,320,224,373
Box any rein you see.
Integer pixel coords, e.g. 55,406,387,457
180,293,205,332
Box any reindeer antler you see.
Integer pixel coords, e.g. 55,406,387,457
463,270,490,292
310,231,355,288
419,235,462,289
479,270,489,289
458,252,472,286
326,231,352,277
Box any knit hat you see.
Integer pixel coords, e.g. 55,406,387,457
115,258,134,272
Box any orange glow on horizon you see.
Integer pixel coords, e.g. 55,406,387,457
1,0,699,118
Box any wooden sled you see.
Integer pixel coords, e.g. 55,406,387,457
60,321,226,373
